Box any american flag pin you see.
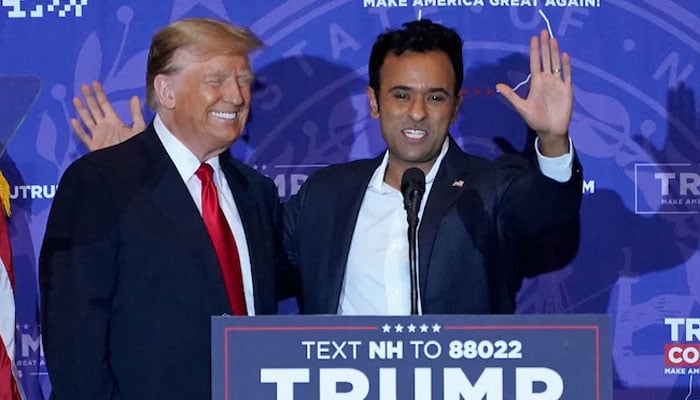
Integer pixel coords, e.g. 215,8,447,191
452,180,464,188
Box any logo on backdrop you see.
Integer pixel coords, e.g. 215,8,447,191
252,164,325,199
10,184,57,200
664,318,700,375
635,163,700,215
361,0,601,8
2,0,88,19
15,324,46,379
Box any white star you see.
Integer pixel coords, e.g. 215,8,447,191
420,324,429,333
407,324,416,333
261,165,268,171
394,323,404,333
253,164,259,170
23,324,29,330
382,324,391,333
432,323,441,333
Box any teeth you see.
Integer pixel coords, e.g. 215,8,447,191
212,111,237,120
404,129,426,139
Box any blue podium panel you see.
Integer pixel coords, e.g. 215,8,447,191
212,314,611,400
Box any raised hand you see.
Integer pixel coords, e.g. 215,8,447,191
71,81,146,151
496,30,573,157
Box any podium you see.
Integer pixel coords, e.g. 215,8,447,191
212,314,611,399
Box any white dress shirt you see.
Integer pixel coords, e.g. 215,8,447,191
338,137,574,315
153,115,256,315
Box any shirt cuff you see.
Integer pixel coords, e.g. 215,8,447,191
534,136,574,183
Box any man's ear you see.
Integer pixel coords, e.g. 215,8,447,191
451,89,464,123
154,74,176,109
366,86,379,119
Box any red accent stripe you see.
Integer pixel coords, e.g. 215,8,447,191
0,211,13,287
0,208,22,399
0,344,22,400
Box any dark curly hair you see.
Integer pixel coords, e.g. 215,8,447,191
368,19,464,95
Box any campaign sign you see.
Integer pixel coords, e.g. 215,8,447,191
212,315,611,400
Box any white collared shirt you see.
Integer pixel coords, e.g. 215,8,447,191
338,137,573,315
153,115,256,315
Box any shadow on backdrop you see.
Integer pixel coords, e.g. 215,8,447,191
456,54,700,397
242,55,365,312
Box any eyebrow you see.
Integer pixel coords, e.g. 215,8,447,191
203,69,254,78
388,85,450,95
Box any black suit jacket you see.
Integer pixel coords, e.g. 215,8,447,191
284,137,582,314
39,126,285,400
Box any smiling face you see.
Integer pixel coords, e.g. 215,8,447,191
367,50,462,186
155,48,254,161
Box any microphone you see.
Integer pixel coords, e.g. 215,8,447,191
400,167,425,315
401,167,426,226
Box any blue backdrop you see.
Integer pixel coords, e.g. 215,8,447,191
1,1,698,398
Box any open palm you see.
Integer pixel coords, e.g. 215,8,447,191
496,30,573,156
71,81,146,151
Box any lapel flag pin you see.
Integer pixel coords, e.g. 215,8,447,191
452,180,464,188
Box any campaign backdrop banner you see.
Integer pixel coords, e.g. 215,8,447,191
212,315,612,400
1,1,698,398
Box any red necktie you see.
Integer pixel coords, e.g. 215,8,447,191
195,163,247,315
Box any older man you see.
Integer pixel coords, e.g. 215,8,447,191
40,18,287,400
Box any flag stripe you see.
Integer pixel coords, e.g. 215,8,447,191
0,331,21,400
0,208,11,287
0,205,23,399
0,257,15,364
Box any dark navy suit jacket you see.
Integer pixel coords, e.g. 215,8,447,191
40,126,286,400
284,137,582,315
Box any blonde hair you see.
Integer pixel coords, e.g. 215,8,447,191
145,18,262,110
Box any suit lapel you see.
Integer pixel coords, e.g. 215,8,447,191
418,138,473,294
143,128,230,310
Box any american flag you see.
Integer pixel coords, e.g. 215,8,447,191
0,170,24,400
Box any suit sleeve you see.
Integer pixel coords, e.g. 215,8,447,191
280,170,323,306
283,193,301,268
495,152,583,279
280,187,305,304
265,180,299,303
498,152,583,238
39,159,123,400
